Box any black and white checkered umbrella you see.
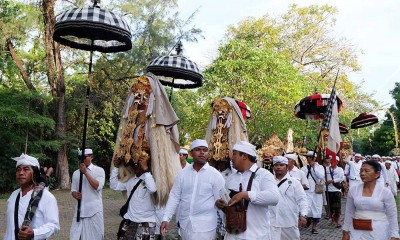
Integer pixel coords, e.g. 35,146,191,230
147,54,203,89
147,41,203,101
53,4,131,52
53,0,132,222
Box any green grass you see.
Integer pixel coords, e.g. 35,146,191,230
0,193,9,200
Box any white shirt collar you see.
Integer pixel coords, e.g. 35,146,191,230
190,162,209,171
87,163,94,171
249,163,258,172
274,172,290,181
290,166,299,171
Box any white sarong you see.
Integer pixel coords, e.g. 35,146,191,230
70,211,104,240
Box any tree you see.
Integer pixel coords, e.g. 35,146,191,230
1,0,202,188
0,88,57,192
0,0,70,188
173,4,378,148
359,82,400,155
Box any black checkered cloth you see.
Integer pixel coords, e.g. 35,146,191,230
54,7,132,53
322,88,337,129
147,55,203,89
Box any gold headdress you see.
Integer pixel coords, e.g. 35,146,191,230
205,97,248,167
112,73,181,206
340,136,353,163
115,76,152,165
209,99,233,161
259,132,285,156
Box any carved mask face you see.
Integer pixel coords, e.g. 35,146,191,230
130,76,152,110
212,99,232,121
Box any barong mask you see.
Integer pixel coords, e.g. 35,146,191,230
116,76,152,166
258,133,285,172
209,99,232,162
112,73,181,206
259,147,275,164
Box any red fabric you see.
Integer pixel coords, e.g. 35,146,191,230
308,94,323,100
236,101,250,120
326,148,338,166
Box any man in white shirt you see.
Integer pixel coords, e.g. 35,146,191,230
216,141,280,240
324,156,345,228
269,156,308,240
161,139,225,240
371,154,389,187
301,151,325,234
4,154,60,240
70,148,105,240
344,153,363,190
395,156,400,172
179,148,190,169
385,160,399,197
110,149,159,239
286,153,310,190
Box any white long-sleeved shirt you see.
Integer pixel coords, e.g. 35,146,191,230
344,160,362,180
110,167,157,222
71,163,105,218
391,161,400,170
225,163,279,239
301,163,325,192
4,189,60,240
378,162,388,184
289,166,310,189
386,166,399,196
162,162,225,232
325,165,346,192
269,173,308,228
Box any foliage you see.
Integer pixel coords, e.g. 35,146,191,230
359,82,400,155
56,0,203,178
0,0,202,187
202,39,309,142
0,1,387,190
174,4,378,149
0,87,56,192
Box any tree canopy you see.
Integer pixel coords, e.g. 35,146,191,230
0,2,391,192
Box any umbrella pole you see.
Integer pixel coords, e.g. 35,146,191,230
77,48,94,222
169,78,175,102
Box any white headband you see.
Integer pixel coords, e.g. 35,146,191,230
78,148,93,156
232,141,257,157
284,153,296,160
179,149,189,155
190,139,208,151
273,156,288,165
12,153,40,168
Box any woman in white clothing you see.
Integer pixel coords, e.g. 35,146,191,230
342,161,399,240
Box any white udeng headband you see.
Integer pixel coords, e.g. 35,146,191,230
232,141,257,157
12,154,40,168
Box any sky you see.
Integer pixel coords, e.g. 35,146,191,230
176,0,400,108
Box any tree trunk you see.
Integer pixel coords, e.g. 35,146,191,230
42,0,70,189
5,37,35,91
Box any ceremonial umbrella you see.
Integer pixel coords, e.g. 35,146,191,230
53,0,132,221
339,122,349,134
350,112,379,129
147,41,203,101
294,93,343,120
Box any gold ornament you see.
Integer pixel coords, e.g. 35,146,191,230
209,99,232,161
115,76,152,165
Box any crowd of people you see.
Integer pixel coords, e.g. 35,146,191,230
4,145,400,240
